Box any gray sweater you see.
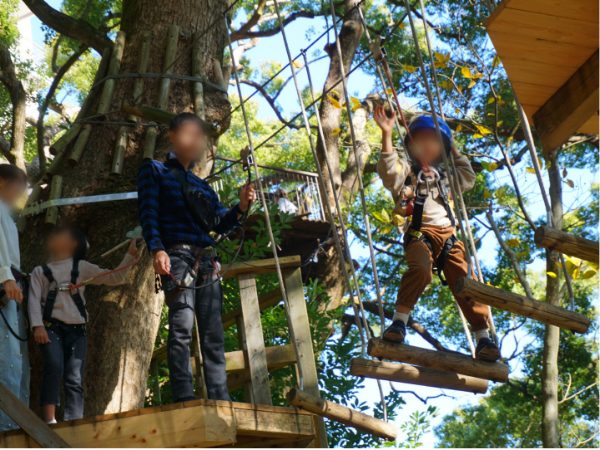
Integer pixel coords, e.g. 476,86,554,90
28,254,133,327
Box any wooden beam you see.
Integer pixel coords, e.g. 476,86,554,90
238,273,272,405
222,256,301,279
350,358,489,394
287,389,397,441
533,50,599,152
368,338,509,383
534,226,599,264
283,267,329,448
225,344,297,374
0,382,70,448
0,401,316,448
455,277,591,334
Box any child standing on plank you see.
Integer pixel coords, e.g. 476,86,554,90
374,106,500,362
28,226,138,423
0,164,29,431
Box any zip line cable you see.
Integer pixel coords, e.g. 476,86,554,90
271,0,372,354
223,9,310,390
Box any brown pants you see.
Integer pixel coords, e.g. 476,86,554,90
396,225,489,331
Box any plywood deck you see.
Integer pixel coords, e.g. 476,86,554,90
0,400,316,448
487,0,598,133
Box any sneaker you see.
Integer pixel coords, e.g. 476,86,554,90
383,320,406,343
475,337,501,362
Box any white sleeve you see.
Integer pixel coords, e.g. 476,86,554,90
0,209,15,283
28,267,45,328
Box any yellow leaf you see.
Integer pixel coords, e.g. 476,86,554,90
401,64,418,73
385,88,395,96
350,96,362,111
474,123,493,136
581,269,597,279
392,214,405,226
291,59,303,69
327,94,342,109
461,66,473,79
526,167,536,174
547,271,558,278
468,79,476,89
572,267,580,279
331,127,341,136
433,51,450,68
456,123,463,132
438,79,454,91
486,281,494,287
380,209,391,223
472,133,484,139
505,238,520,248
487,97,495,104
483,189,491,199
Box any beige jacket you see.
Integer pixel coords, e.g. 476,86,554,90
377,151,476,228
28,254,134,327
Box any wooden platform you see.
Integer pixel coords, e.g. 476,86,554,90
534,226,599,264
0,400,317,448
487,0,599,150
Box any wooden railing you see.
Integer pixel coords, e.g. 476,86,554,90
149,255,328,447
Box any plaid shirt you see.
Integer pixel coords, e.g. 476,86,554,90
137,153,241,252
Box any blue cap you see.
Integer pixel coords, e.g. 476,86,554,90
404,115,453,154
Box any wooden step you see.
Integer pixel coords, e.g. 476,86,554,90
287,388,397,441
534,226,599,264
350,358,489,394
455,277,590,333
368,338,509,383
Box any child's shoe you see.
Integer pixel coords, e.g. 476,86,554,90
475,337,500,362
383,320,406,343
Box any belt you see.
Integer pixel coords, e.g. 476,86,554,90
44,319,86,329
168,244,215,257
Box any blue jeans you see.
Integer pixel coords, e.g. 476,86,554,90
0,301,30,431
162,247,229,402
40,322,86,420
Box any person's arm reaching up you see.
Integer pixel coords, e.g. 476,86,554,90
451,146,476,192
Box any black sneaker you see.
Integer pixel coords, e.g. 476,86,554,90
383,320,406,343
475,337,501,362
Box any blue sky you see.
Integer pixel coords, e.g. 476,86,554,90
20,1,598,446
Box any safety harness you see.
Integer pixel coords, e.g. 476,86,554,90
405,167,457,285
42,260,88,323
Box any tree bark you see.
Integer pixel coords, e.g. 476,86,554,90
0,46,27,170
542,149,563,447
22,0,230,416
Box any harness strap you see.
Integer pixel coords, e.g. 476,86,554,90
406,231,457,286
42,265,58,322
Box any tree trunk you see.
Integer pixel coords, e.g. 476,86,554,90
542,149,563,447
22,0,230,416
314,0,364,310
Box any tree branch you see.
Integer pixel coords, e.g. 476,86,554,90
238,79,301,129
0,45,27,169
23,0,111,53
231,9,326,41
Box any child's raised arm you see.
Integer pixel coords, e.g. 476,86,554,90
80,240,139,287
374,105,410,202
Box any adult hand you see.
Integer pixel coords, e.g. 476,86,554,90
373,104,396,134
153,250,171,275
33,326,50,345
3,280,23,303
239,183,257,213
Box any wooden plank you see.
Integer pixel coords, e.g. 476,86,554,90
496,57,587,89
368,338,509,383
222,288,281,329
535,226,599,264
157,25,179,110
283,267,329,448
222,256,301,279
533,50,599,151
287,389,397,441
498,0,599,24
238,273,272,405
226,344,297,374
0,382,70,448
455,277,591,334
350,358,489,394
0,401,316,448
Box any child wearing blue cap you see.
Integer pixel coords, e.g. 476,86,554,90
374,105,499,362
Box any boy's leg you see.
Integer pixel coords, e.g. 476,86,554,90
164,250,197,402
395,239,435,314
62,326,86,421
40,325,65,420
442,240,489,331
195,259,229,401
